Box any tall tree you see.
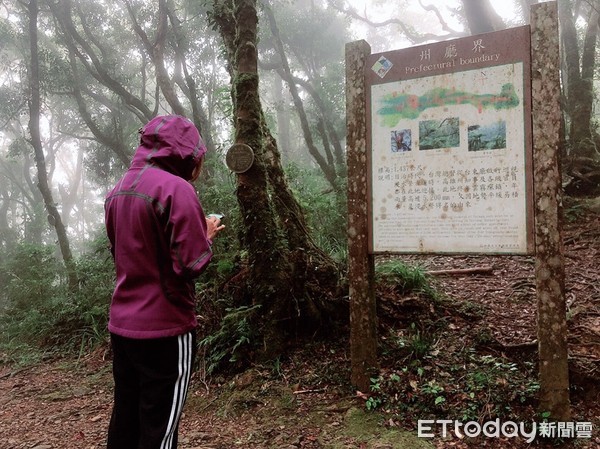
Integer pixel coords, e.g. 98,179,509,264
516,0,539,24
262,2,341,191
0,134,46,246
0,164,20,255
25,0,77,291
0,0,237,259
263,2,345,187
212,0,340,358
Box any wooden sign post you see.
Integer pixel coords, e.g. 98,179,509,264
530,1,571,421
346,40,378,392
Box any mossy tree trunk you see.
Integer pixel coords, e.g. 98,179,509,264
211,0,340,359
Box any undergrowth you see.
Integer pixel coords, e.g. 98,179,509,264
363,260,541,427
0,237,113,364
365,349,539,425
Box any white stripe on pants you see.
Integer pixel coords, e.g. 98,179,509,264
160,332,193,449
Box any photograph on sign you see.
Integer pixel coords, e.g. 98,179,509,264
370,61,530,254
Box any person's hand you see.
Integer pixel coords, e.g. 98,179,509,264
206,215,225,240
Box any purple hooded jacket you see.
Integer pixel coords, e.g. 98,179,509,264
105,115,212,339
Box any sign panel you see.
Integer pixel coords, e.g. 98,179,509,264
366,26,534,254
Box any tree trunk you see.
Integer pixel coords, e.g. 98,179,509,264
263,2,340,192
232,0,293,357
26,0,78,292
273,75,291,163
212,0,340,359
558,0,600,195
261,122,340,328
295,76,346,169
20,153,45,244
0,153,42,245
0,184,18,255
57,146,84,228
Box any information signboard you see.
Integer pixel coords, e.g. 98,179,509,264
366,26,534,254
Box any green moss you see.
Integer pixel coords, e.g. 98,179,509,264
327,407,434,449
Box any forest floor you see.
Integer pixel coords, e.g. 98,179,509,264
0,198,599,449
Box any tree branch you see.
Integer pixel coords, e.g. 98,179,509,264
328,0,465,44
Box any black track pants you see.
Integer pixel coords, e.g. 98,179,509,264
107,331,196,449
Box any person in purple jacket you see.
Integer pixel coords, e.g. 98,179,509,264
104,115,224,449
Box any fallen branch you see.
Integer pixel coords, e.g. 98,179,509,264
426,266,494,276
484,339,538,354
499,340,538,350
293,388,326,395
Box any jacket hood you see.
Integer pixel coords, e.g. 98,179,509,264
131,115,207,180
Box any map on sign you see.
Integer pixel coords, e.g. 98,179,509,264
377,84,519,124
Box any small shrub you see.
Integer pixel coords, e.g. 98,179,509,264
55,236,113,352
375,260,437,299
391,322,434,360
0,243,65,312
199,304,261,375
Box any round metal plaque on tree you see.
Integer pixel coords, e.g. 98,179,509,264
226,143,254,173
